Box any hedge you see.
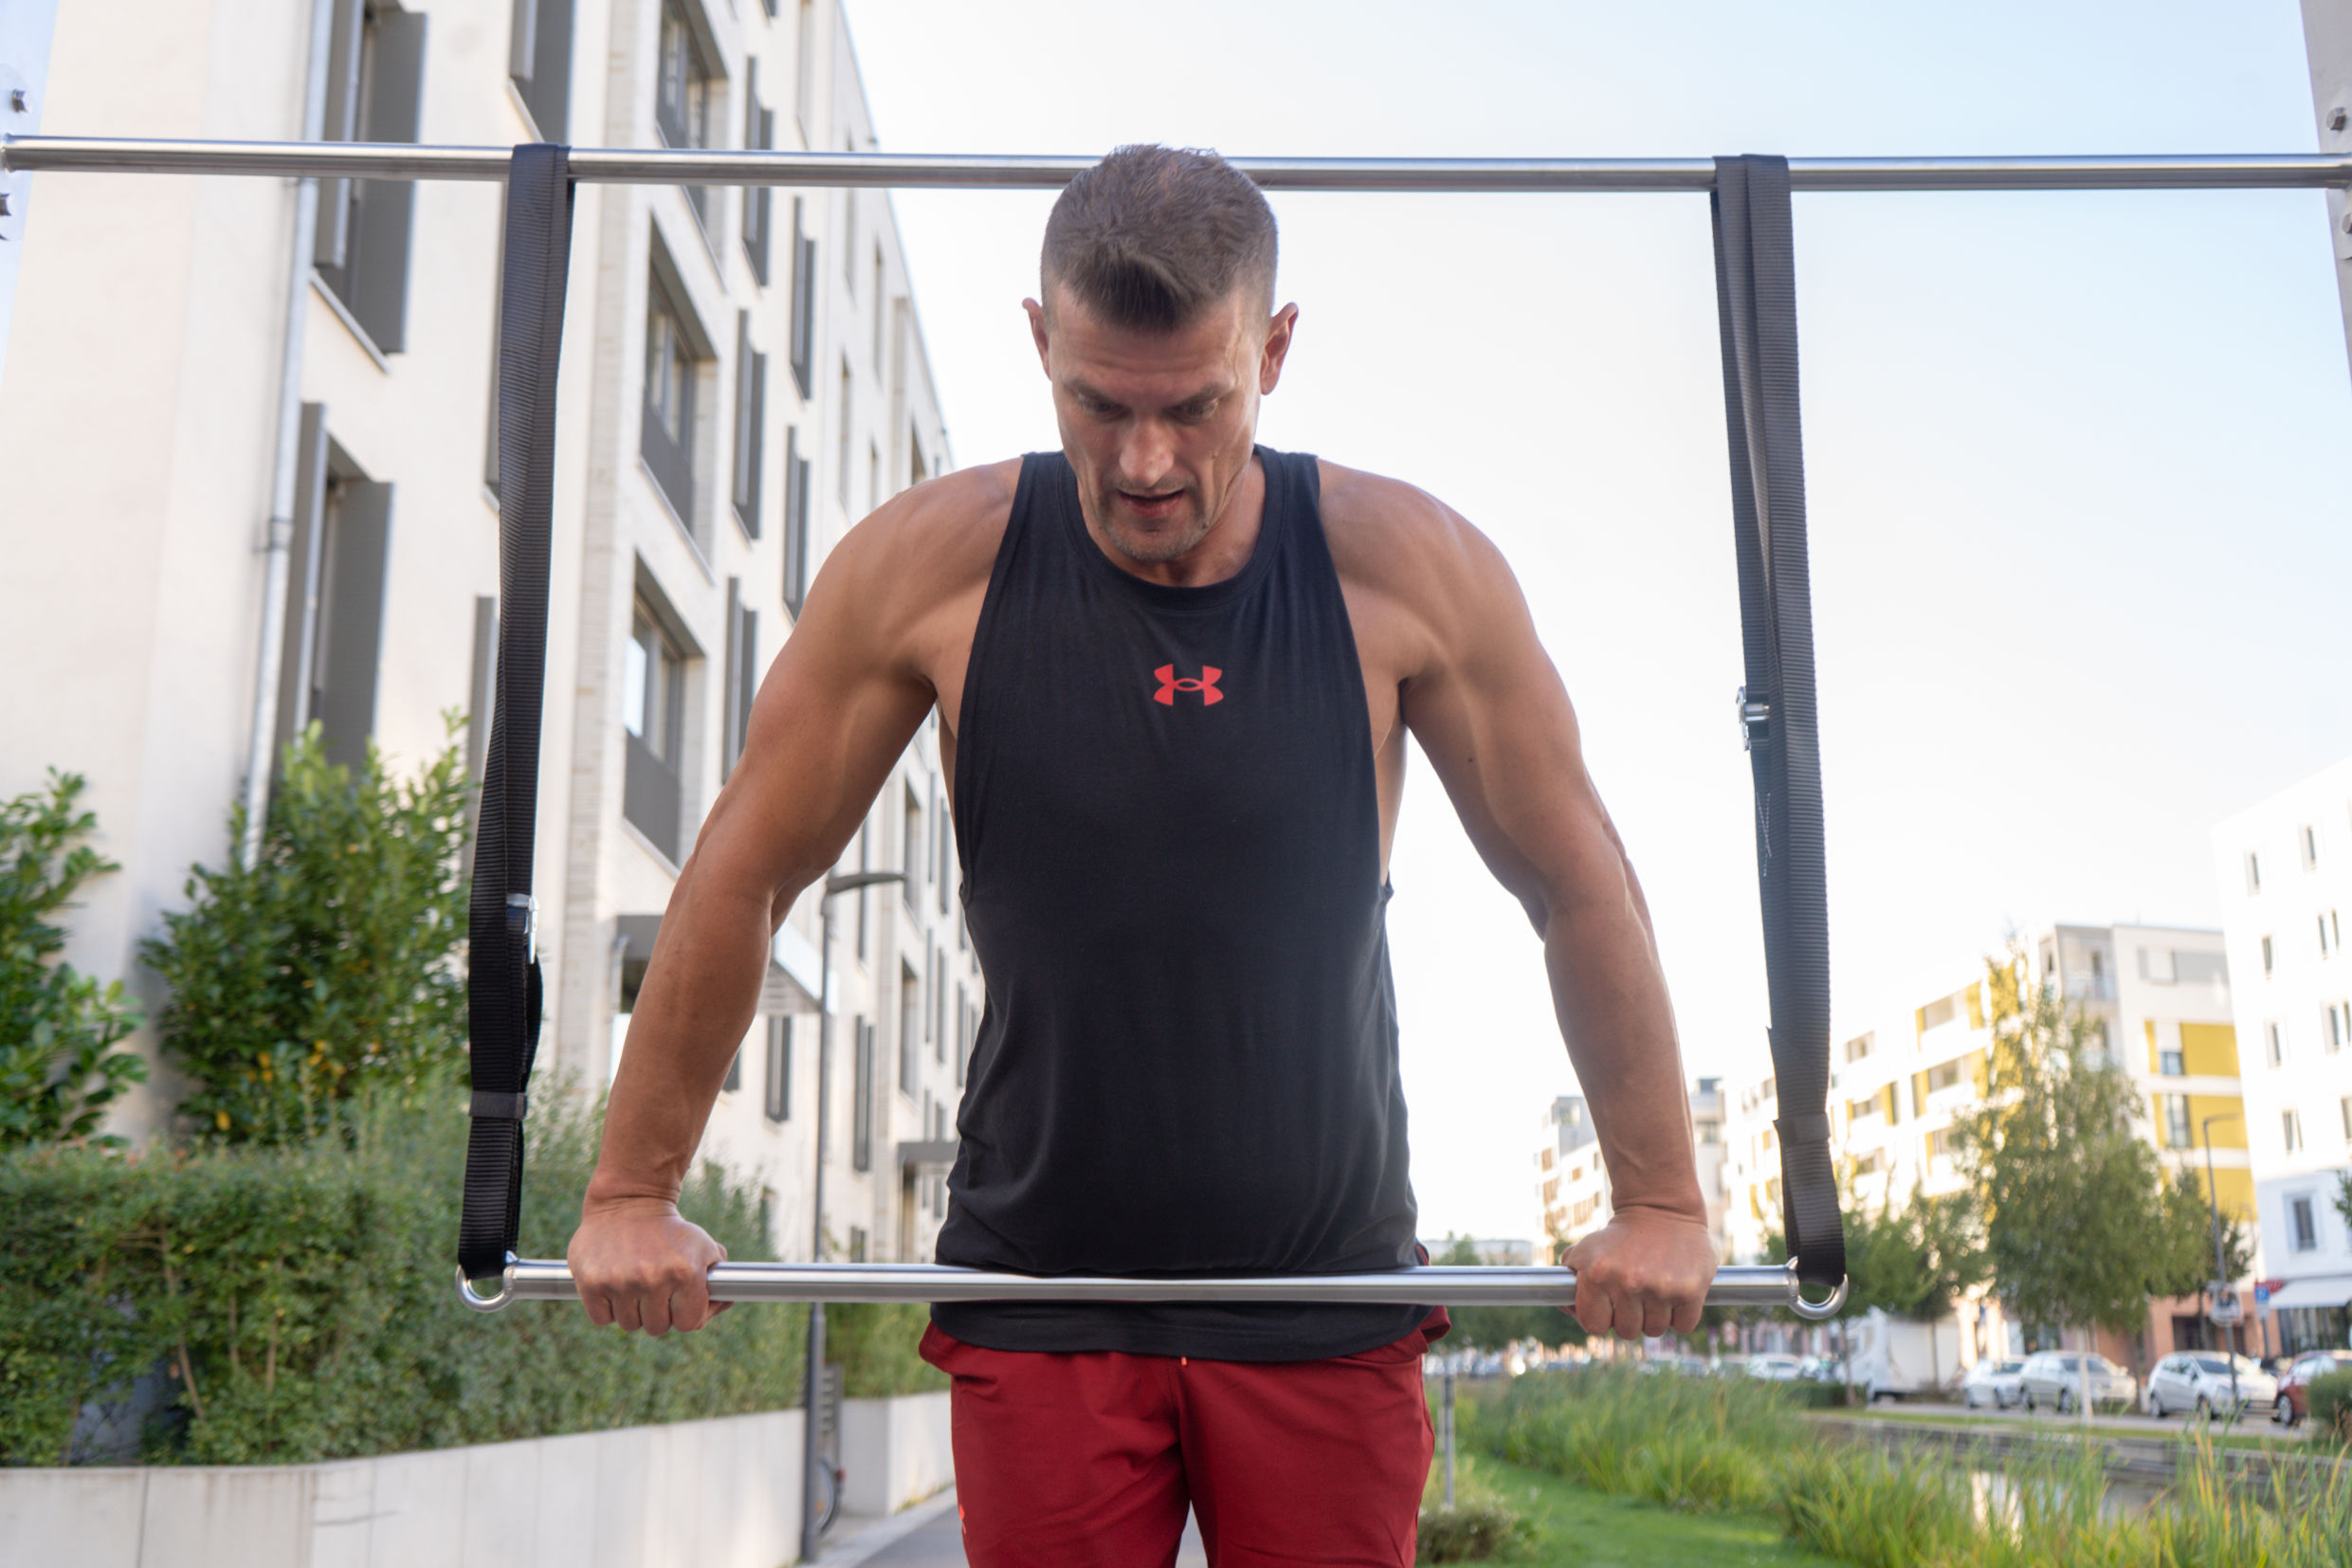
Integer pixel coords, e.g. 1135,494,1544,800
1,1085,938,1466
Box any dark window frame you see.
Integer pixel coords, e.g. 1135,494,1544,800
508,0,575,138
732,310,766,538
641,264,706,525
316,1,428,353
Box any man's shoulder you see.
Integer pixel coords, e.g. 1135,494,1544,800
833,458,1023,599
1312,458,1501,597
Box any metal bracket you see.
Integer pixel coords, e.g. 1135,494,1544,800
1787,1264,1850,1322
455,1252,520,1313
505,891,538,963
1736,685,1771,751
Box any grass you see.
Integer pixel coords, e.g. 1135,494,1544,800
1445,1449,1848,1567
1455,1367,2352,1568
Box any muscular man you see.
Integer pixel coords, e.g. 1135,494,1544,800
570,144,1715,1563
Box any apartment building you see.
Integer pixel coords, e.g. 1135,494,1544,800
2214,757,2352,1355
0,0,977,1266
1723,921,2247,1365
1535,1082,1728,1264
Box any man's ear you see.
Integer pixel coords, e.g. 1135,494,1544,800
1024,296,1051,376
1259,302,1301,395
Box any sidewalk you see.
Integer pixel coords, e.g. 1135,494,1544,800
837,1493,1210,1565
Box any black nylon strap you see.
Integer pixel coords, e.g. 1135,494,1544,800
1710,155,1846,1293
459,144,574,1282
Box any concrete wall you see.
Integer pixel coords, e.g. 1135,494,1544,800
0,1410,804,1568
837,1391,951,1518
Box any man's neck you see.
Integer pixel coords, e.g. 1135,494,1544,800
1080,454,1267,589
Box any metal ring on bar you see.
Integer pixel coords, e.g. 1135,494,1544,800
8,137,2352,193
455,1255,518,1313
1788,1272,1850,1322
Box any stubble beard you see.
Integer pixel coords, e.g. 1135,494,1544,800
1091,488,1213,566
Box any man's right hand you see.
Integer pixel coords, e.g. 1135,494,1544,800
567,1197,732,1336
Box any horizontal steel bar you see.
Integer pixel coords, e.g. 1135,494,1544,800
6,137,2350,192
485,1258,1805,1307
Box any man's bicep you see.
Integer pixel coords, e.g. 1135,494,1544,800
1404,544,1626,923
692,545,935,903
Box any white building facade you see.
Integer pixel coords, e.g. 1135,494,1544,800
1723,921,2248,1367
1536,1082,1728,1265
0,0,977,1266
2214,756,2352,1354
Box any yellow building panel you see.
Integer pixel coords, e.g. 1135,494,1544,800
1966,1049,1988,1094
2190,1163,2256,1223
2179,1022,2239,1078
2145,1018,2161,1074
1912,1070,1929,1111
2185,1094,2246,1148
1967,983,1984,1030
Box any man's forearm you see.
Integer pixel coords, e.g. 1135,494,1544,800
1542,869,1705,1222
586,859,794,1209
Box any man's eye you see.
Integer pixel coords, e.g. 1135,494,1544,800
1176,402,1215,422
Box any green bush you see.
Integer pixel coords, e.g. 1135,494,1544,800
1416,1500,1533,1562
0,1086,809,1466
0,771,145,1149
827,1303,947,1399
144,725,469,1144
2307,1368,2352,1443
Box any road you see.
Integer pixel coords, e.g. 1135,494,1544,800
849,1500,1209,1566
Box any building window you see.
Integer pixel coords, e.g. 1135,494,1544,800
273,410,396,776
2247,851,2263,894
2269,1021,2286,1067
642,268,704,524
2341,1094,2352,1144
847,1225,866,1262
788,199,817,397
855,820,871,961
508,0,574,138
2328,910,2344,957
2264,935,2275,977
317,1,428,353
956,986,971,1087
2162,1095,2194,1150
2329,1001,2350,1054
2292,1194,2319,1251
654,1,716,229
2160,1032,2185,1076
1844,1032,1875,1064
933,946,946,1060
899,962,921,1097
721,578,757,778
903,783,922,913
868,440,881,516
851,1016,873,1172
2306,824,2324,870
2286,1108,2306,1155
782,427,812,614
722,1048,742,1093
793,0,818,143
836,360,859,509
1927,1060,1961,1093
622,602,687,862
871,246,885,369
740,62,775,283
732,311,767,538
764,1016,792,1121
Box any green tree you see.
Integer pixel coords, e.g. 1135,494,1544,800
1432,1233,1587,1354
0,772,146,1149
144,724,471,1143
1952,951,2207,1411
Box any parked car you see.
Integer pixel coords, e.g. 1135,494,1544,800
2018,1351,2137,1413
1796,1355,1842,1384
1960,1358,2028,1409
1742,1353,1805,1381
2143,1353,2276,1419
2272,1349,2352,1426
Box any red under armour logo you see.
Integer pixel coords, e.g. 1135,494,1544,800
1153,665,1223,705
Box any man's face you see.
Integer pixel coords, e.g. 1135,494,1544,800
1026,283,1297,569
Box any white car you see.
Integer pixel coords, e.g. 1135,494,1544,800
1742,1353,1805,1381
2018,1351,2137,1413
2143,1352,2276,1419
1960,1358,2027,1409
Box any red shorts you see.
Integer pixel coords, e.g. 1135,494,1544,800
918,1309,1449,1567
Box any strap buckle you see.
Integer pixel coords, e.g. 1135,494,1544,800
1736,685,1771,752
506,892,538,964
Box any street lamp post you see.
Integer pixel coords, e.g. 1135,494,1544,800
801,868,903,1564
2202,1109,2245,1415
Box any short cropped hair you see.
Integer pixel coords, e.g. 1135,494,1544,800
1041,145,1277,333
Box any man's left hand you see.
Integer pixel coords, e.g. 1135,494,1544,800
1559,1207,1718,1340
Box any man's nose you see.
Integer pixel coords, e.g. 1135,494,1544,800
1119,422,1176,490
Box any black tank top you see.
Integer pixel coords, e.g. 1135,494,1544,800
932,447,1429,1361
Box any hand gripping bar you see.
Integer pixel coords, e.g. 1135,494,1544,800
457,1257,1848,1321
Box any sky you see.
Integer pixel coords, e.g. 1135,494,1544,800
839,0,2352,1242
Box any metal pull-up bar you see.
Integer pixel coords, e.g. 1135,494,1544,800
6,137,2351,191
455,1257,1845,1319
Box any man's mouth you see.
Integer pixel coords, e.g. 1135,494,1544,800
1118,489,1184,519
